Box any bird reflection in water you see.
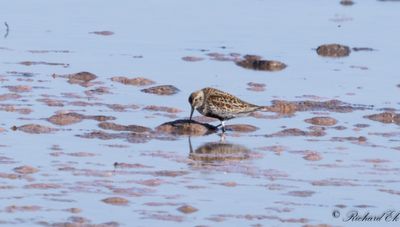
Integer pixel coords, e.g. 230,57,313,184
188,137,250,165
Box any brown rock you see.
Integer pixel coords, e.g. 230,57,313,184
13,165,39,174
141,85,180,96
303,152,323,161
268,128,326,137
24,183,61,189
136,179,164,187
365,112,399,124
87,115,116,122
5,205,41,213
67,71,97,87
305,117,337,126
236,55,286,71
0,93,21,101
102,197,129,205
111,76,155,86
48,112,115,126
98,122,151,133
287,190,315,197
143,105,182,113
268,100,297,114
113,162,152,169
69,71,96,82
153,170,189,177
177,205,198,214
18,61,68,67
221,182,237,187
77,130,152,143
13,124,56,134
5,85,32,93
182,56,204,62
65,208,82,214
156,120,217,136
37,98,64,107
316,44,351,57
270,99,369,113
47,113,84,125
225,124,258,133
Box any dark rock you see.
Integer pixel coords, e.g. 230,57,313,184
141,85,180,96
236,55,286,71
156,119,217,136
316,44,351,57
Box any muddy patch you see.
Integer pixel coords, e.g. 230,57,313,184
236,55,287,71
98,122,151,133
47,112,116,126
53,71,98,87
225,124,258,133
111,76,155,86
12,124,56,134
267,128,326,137
316,44,351,57
364,112,400,124
182,56,204,62
304,117,337,126
156,120,217,136
141,85,180,96
268,99,371,114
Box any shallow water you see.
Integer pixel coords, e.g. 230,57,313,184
1,0,400,226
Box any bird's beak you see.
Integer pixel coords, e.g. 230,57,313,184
189,107,194,122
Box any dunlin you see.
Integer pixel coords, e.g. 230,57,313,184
188,87,263,132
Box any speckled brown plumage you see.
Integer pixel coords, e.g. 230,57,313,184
188,87,263,132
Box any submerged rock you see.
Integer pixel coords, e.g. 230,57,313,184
156,119,217,136
98,122,151,133
111,76,155,86
182,56,204,62
316,44,351,57
77,130,152,143
364,112,400,124
67,71,97,87
304,117,337,126
177,205,198,214
47,112,84,126
269,99,371,114
47,112,116,126
12,124,56,134
236,55,286,71
102,197,129,205
267,128,326,137
141,85,180,95
225,124,258,133
13,165,39,174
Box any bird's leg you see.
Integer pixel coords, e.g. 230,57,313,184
219,133,226,142
221,121,226,133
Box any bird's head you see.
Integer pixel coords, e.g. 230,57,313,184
188,89,204,121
